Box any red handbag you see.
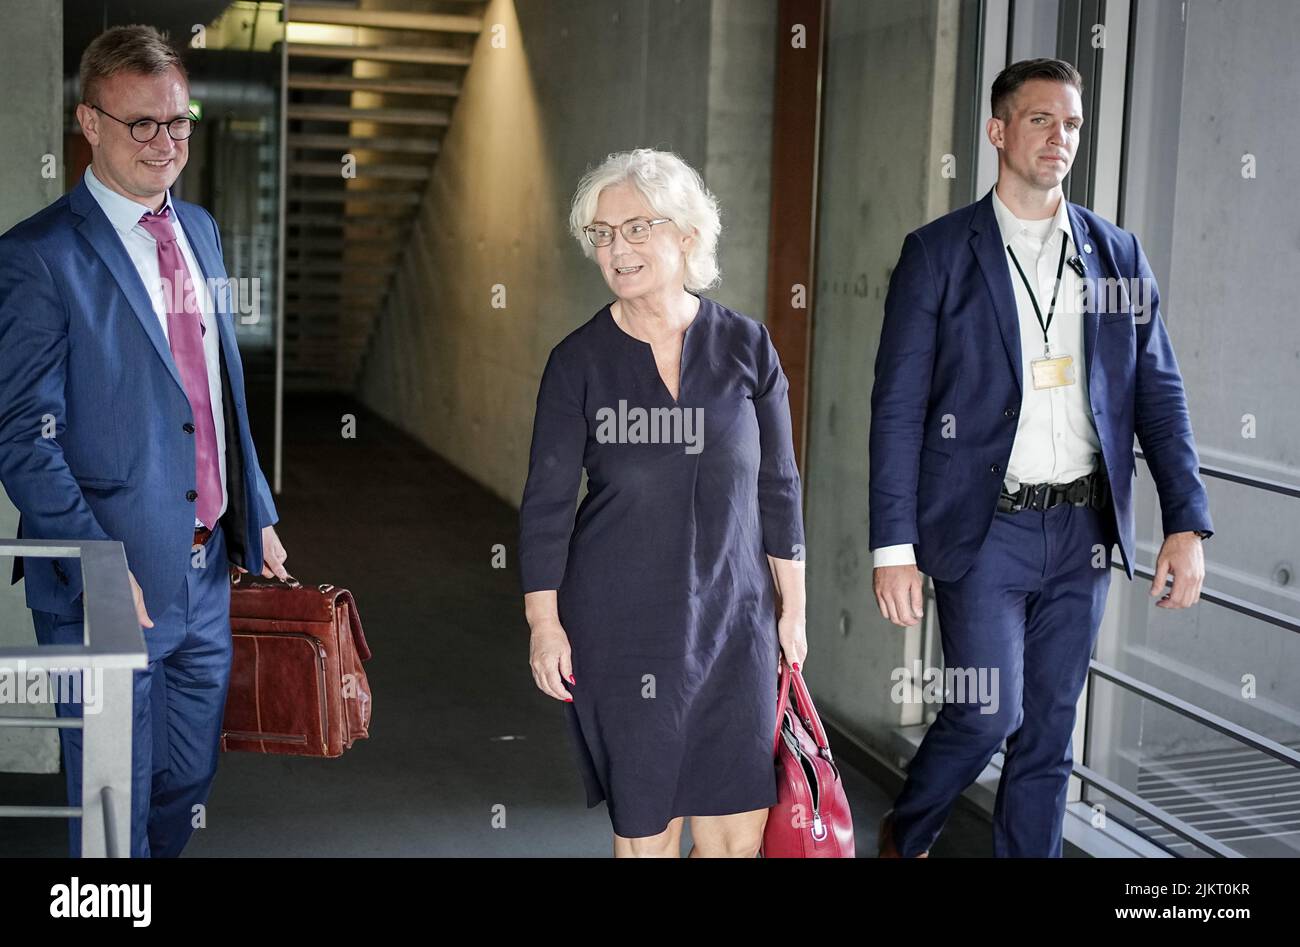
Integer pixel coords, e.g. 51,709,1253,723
761,663,856,857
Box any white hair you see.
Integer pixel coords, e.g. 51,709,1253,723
568,148,722,292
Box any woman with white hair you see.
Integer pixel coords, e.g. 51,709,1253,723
518,149,807,857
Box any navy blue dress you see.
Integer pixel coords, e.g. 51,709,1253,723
518,293,805,838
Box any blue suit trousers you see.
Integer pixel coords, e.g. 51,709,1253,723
890,499,1113,857
31,523,233,857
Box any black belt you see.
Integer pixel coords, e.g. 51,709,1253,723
997,470,1109,513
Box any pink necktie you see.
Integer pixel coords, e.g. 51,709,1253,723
138,207,222,529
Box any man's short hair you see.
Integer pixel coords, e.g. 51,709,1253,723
990,58,1083,121
79,24,187,106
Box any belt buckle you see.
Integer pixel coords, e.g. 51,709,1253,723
1090,470,1109,510
1024,483,1046,511
1066,477,1089,506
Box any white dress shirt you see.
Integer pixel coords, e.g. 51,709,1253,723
873,186,1102,569
84,165,227,526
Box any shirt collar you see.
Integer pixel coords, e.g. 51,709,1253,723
84,164,175,236
990,184,1073,251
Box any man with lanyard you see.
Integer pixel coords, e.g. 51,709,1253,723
868,58,1213,857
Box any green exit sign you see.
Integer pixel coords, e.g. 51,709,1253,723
189,99,202,120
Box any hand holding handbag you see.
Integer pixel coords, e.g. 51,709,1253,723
221,570,373,758
761,661,856,857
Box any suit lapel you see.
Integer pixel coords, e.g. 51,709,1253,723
1067,203,1101,387
70,179,186,396
969,191,1023,396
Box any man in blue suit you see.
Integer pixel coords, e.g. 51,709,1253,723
0,25,288,856
869,59,1213,857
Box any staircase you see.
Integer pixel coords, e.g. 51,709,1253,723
282,1,485,389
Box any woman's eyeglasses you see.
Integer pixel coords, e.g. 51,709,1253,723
583,217,672,248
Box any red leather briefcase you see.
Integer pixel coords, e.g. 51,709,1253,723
221,572,373,757
761,663,856,857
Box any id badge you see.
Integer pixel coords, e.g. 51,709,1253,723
1031,354,1075,389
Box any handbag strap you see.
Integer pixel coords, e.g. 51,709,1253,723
772,661,832,757
772,662,792,756
788,663,830,752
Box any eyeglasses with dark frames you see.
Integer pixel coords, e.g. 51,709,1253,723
583,217,672,248
87,103,199,143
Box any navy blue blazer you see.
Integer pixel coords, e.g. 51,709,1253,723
869,189,1213,582
0,176,278,618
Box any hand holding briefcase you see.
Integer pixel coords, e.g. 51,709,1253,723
221,571,373,758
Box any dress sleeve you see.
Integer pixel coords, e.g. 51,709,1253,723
518,346,588,592
752,322,805,561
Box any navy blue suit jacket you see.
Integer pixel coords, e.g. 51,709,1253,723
0,177,278,618
869,189,1213,582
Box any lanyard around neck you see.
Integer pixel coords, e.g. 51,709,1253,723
1006,236,1068,353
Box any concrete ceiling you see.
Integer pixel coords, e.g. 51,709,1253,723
64,0,236,73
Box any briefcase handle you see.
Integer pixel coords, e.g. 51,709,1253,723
229,568,302,589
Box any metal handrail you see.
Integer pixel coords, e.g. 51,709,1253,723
1080,450,1300,855
1088,660,1300,769
1079,659,1300,857
0,539,146,857
1134,447,1300,500
1073,761,1241,857
1115,560,1299,636
100,786,122,859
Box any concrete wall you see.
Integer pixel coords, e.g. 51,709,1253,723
704,0,776,324
356,0,776,508
0,0,62,773
801,0,963,761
